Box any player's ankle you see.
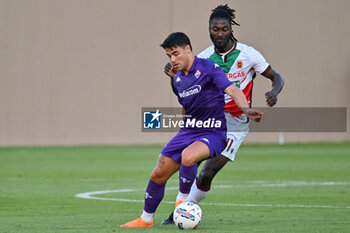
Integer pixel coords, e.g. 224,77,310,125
176,191,188,203
141,210,154,223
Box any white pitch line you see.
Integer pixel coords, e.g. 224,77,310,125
75,181,350,209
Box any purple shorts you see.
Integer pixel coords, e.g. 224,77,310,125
161,129,227,163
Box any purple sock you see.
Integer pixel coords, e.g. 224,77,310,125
143,179,166,213
179,163,198,194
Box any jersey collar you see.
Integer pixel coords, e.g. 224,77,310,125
215,42,237,62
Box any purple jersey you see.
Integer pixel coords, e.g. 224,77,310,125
174,57,232,131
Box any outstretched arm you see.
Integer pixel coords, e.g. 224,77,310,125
261,67,284,107
224,84,263,122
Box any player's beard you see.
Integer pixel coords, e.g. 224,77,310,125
210,33,232,52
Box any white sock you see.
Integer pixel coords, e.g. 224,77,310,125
176,191,188,203
141,210,154,223
186,181,209,204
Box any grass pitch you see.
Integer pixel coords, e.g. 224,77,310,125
1,143,350,232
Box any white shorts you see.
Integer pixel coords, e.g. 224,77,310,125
221,112,249,161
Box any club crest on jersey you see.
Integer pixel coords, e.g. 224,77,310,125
195,70,201,79
176,77,181,82
237,60,243,69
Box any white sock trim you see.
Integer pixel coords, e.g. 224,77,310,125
186,181,209,203
176,191,188,203
141,210,154,223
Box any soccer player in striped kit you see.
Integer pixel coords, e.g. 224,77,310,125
161,4,284,224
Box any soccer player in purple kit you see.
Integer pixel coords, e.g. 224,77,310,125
120,32,263,228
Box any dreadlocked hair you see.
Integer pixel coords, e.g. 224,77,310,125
209,4,240,42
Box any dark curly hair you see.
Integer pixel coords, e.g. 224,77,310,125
209,4,240,42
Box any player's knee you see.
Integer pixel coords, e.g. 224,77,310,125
150,169,167,183
181,150,196,166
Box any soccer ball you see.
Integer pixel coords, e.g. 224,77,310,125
173,202,203,229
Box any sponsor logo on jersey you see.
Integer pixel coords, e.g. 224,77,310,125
176,77,181,82
237,60,243,69
195,70,201,79
179,85,201,98
226,71,245,79
214,63,220,68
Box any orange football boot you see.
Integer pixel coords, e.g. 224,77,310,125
120,217,153,228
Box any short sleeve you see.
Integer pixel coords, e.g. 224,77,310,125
197,45,215,59
248,46,270,74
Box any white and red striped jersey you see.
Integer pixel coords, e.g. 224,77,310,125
198,42,270,117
